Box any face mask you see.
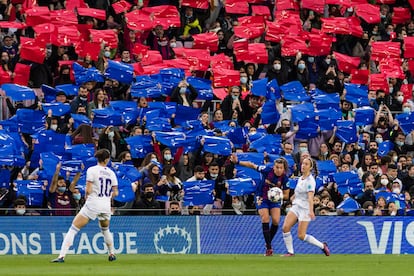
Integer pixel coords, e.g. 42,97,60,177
50,124,58,131
387,31,391,36
16,209,26,215
393,156,398,162
396,141,404,147
170,42,177,48
232,95,238,100
393,187,401,194
397,96,404,103
369,148,377,154
144,192,154,198
240,77,248,84
170,210,180,215
381,179,389,186
164,154,172,161
108,131,115,139
80,96,88,101
322,151,329,156
375,138,383,144
389,87,394,94
210,173,218,179
273,64,281,70
298,63,306,70
179,87,187,94
73,194,81,201
403,107,411,113
104,51,111,58
380,14,386,19
151,158,158,163
347,7,353,12
57,186,66,193
300,147,308,153
308,57,314,63
325,59,331,65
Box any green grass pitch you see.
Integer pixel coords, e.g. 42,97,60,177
0,254,412,276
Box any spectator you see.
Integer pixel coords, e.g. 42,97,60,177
168,200,181,215
130,183,162,215
170,79,198,107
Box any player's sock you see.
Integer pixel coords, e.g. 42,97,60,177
59,225,80,258
282,231,294,254
304,234,324,249
262,223,272,249
270,223,279,241
101,226,115,255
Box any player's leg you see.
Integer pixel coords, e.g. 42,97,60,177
52,212,89,262
99,217,116,261
281,210,298,256
258,207,272,255
269,207,281,241
298,219,329,255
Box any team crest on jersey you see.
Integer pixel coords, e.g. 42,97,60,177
153,224,192,254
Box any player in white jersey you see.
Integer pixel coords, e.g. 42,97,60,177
281,157,330,257
51,149,119,263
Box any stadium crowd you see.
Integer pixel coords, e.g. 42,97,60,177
1,0,414,217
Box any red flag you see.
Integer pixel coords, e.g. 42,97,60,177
213,67,240,87
142,5,181,29
408,60,414,76
77,8,107,21
371,41,401,61
233,39,250,62
65,0,87,10
409,0,414,9
247,43,268,64
355,4,380,24
33,23,56,34
392,8,411,24
50,9,78,27
141,50,163,66
0,67,12,84
53,26,79,46
333,51,361,74
163,58,190,70
20,38,46,64
400,84,413,102
141,64,165,75
274,0,299,11
22,0,36,9
379,59,404,79
210,54,234,70
369,73,389,94
213,88,228,101
132,43,149,58
376,0,396,3
251,5,271,17
13,63,31,85
307,32,333,56
350,69,369,85
125,10,153,31
24,6,50,27
325,0,351,6
281,35,308,57
75,41,101,61
225,0,249,14
404,37,414,58
132,62,144,76
301,0,325,14
0,22,25,29
89,29,118,48
192,32,218,52
181,0,209,9
233,25,265,39
112,0,132,14
174,48,211,71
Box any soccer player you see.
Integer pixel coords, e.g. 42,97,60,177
51,149,119,263
231,154,290,256
281,157,330,257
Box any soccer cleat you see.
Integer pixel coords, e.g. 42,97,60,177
51,257,64,263
281,253,295,257
322,242,330,256
108,254,117,262
264,248,273,256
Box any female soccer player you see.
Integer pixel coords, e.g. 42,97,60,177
281,157,330,257
232,154,290,256
51,149,119,263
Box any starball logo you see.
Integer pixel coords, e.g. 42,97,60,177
153,225,192,254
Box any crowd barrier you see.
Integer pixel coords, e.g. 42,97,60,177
1,216,414,255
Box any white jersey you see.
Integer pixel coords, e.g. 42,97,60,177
293,174,316,209
84,165,118,213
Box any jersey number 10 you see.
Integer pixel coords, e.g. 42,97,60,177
98,177,112,197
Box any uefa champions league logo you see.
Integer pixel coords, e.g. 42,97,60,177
153,225,192,254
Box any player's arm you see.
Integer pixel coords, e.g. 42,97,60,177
111,185,119,198
85,181,93,200
49,162,61,193
308,191,315,219
283,189,290,201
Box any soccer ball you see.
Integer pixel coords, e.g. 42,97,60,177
267,187,283,203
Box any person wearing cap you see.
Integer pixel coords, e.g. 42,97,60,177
178,7,202,41
55,90,68,103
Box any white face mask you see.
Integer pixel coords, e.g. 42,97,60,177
375,138,383,144
273,64,281,70
403,107,411,113
381,179,389,186
393,187,401,194
16,209,26,215
397,95,404,103
50,124,58,131
170,42,177,48
210,173,218,179
108,131,115,139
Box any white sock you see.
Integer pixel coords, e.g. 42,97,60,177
282,232,294,254
304,234,324,249
59,225,79,258
101,226,114,255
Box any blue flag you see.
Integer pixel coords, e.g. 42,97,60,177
266,79,281,100
335,120,358,143
55,84,79,97
32,130,66,155
187,77,213,100
160,68,185,79
92,107,124,128
212,120,233,133
251,78,268,97
249,134,282,154
2,84,36,101
227,127,248,147
0,116,19,132
236,152,265,164
317,108,341,131
0,169,10,188
70,113,91,129
124,135,153,158
261,100,280,124
73,62,104,85
396,112,414,135
183,180,215,206
105,60,134,84
66,143,95,162
15,180,45,206
174,105,200,126
155,131,186,147
202,136,232,156
16,109,45,134
333,171,362,195
114,178,135,203
115,164,142,182
228,178,257,196
312,90,340,110
337,197,361,213
378,141,394,157
41,84,60,103
280,81,310,102
41,103,71,116
296,119,319,139
290,102,315,122
354,107,375,126
344,83,369,107
130,76,163,98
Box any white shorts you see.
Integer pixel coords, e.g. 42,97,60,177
289,204,311,222
79,205,111,221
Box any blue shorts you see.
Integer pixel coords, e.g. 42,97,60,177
256,199,281,210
